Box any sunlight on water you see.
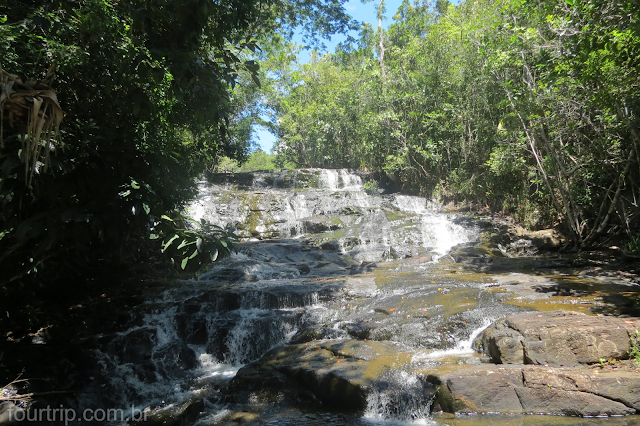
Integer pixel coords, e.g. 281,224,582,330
413,320,494,360
319,169,364,190
364,370,436,424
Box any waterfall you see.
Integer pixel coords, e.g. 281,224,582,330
89,169,481,425
185,169,477,260
364,370,436,424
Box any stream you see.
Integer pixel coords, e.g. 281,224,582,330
5,169,640,426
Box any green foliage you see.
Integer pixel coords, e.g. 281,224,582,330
216,156,242,173
0,0,359,314
239,149,277,171
270,0,640,242
152,213,237,272
626,236,640,255
363,179,380,193
630,330,640,365
0,0,258,291
216,149,277,173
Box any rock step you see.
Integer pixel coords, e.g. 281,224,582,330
229,340,427,412
476,310,640,366
434,364,640,417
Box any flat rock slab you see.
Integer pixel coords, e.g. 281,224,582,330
436,364,640,416
344,277,378,297
477,310,640,366
230,339,411,411
490,273,557,300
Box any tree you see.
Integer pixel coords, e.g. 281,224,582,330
273,0,640,244
0,0,357,313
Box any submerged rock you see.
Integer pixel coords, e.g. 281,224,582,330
289,326,347,344
141,399,205,426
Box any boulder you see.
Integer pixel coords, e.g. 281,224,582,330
435,364,640,416
303,216,342,234
440,366,524,414
481,325,525,364
514,387,634,417
319,240,339,251
521,367,640,411
152,341,198,376
477,310,640,366
289,326,347,344
230,340,410,412
111,327,157,364
140,399,204,426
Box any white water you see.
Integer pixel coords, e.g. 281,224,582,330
97,169,484,425
319,169,364,191
364,370,436,424
413,319,495,360
185,169,478,259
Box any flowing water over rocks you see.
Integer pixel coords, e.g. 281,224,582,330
3,169,640,426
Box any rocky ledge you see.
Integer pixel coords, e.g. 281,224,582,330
229,310,640,418
229,339,427,411
434,363,640,416
476,310,640,366
435,310,640,417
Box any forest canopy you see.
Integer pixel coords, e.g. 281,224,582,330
270,0,640,247
0,0,354,309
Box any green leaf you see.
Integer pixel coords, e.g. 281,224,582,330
142,203,150,215
181,257,189,270
162,234,180,252
177,239,195,250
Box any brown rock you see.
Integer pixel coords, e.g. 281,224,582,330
230,340,413,412
443,366,523,414
522,367,640,410
514,387,635,416
436,364,640,416
481,324,525,364
478,311,637,366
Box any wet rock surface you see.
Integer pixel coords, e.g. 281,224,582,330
230,340,415,411
4,169,640,426
425,310,640,417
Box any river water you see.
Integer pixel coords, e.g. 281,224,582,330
82,169,640,426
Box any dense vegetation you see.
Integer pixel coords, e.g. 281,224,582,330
0,0,354,317
1,0,638,321
216,149,279,172
272,0,640,247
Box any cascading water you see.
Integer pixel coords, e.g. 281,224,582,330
186,169,476,261
89,169,494,425
364,370,436,424
6,169,640,426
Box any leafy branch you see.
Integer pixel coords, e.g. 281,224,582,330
152,212,237,272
